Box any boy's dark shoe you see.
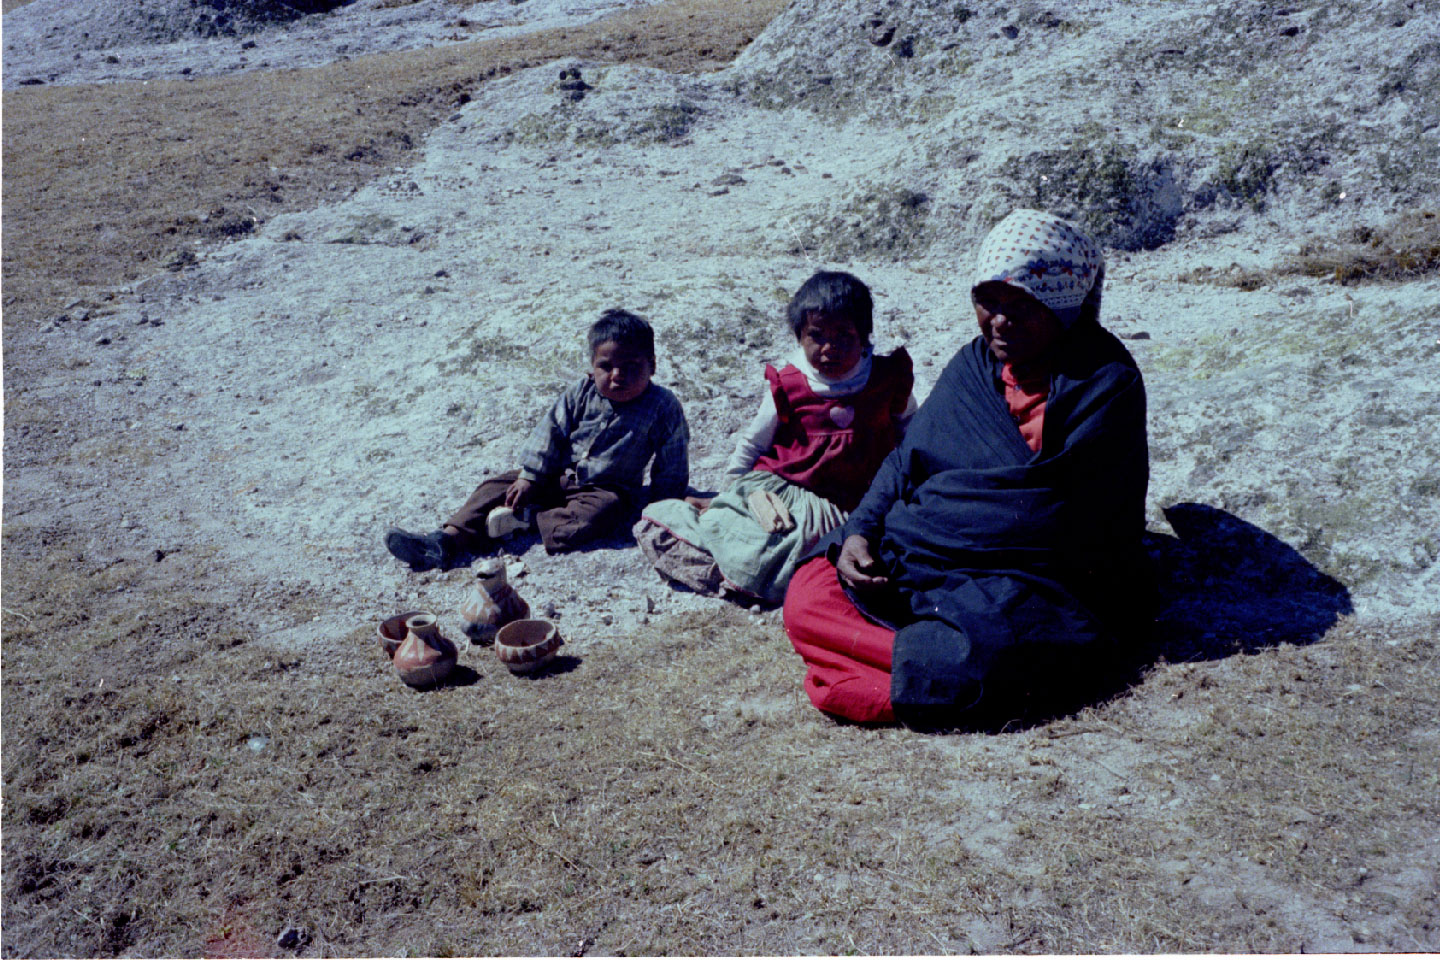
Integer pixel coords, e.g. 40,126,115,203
384,528,454,572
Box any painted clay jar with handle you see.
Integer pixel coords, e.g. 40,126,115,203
460,558,530,645
392,613,458,689
494,619,564,674
377,610,426,659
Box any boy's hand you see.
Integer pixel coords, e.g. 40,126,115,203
684,495,713,513
837,534,889,590
504,478,534,509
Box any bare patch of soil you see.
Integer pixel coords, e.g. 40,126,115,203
1,0,786,328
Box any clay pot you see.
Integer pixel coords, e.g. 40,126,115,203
494,619,564,674
377,610,426,659
459,559,530,645
392,613,458,689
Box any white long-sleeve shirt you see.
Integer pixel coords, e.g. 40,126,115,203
722,348,919,487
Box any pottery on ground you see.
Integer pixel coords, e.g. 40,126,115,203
377,610,426,659
494,618,564,674
392,613,458,689
460,558,530,645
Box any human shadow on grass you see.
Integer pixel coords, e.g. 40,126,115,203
899,501,1353,734
1144,501,1353,662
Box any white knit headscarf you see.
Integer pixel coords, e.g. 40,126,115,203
972,209,1105,328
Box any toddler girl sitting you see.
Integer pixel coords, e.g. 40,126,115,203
635,271,915,604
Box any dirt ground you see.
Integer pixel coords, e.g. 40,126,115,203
4,530,1437,954
4,0,1439,956
1,0,781,330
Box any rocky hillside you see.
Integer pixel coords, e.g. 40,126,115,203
2,0,1438,951
5,0,1437,649
729,0,1439,253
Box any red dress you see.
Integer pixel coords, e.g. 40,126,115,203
751,349,913,512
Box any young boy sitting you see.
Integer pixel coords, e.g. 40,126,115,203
385,309,689,569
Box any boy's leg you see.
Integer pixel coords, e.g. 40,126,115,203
442,471,523,553
534,477,629,553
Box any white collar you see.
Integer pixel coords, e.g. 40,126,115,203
789,347,872,389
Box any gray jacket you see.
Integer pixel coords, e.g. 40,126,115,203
518,377,689,504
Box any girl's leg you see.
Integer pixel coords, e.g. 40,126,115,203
783,556,897,723
633,516,727,596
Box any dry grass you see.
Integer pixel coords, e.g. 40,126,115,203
6,1,1440,955
1178,209,1440,289
1290,209,1440,284
5,532,1438,954
1,0,787,328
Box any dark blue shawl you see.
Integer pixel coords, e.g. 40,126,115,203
819,320,1150,723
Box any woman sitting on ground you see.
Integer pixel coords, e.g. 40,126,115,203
782,209,1152,727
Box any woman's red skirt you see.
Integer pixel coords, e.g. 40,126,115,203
782,556,897,723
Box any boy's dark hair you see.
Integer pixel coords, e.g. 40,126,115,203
588,308,656,362
785,271,874,343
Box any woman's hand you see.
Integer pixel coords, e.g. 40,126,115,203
836,534,889,589
684,495,713,513
504,477,534,509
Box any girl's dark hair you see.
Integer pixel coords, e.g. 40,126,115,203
785,271,874,343
588,308,656,362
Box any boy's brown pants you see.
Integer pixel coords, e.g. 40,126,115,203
444,470,629,554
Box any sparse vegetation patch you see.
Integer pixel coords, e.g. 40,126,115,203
1178,211,1440,288
788,185,933,261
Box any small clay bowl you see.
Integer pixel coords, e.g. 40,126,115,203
494,619,564,674
377,610,426,659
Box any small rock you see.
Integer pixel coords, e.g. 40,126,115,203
275,926,309,950
600,613,613,626
1001,25,1020,39
247,736,269,753
646,596,657,614
750,605,764,616
153,549,166,563
542,600,558,618
866,18,896,46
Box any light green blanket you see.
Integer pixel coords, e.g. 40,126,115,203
639,471,846,604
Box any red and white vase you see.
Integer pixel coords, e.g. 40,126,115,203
459,558,530,645
392,613,458,689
